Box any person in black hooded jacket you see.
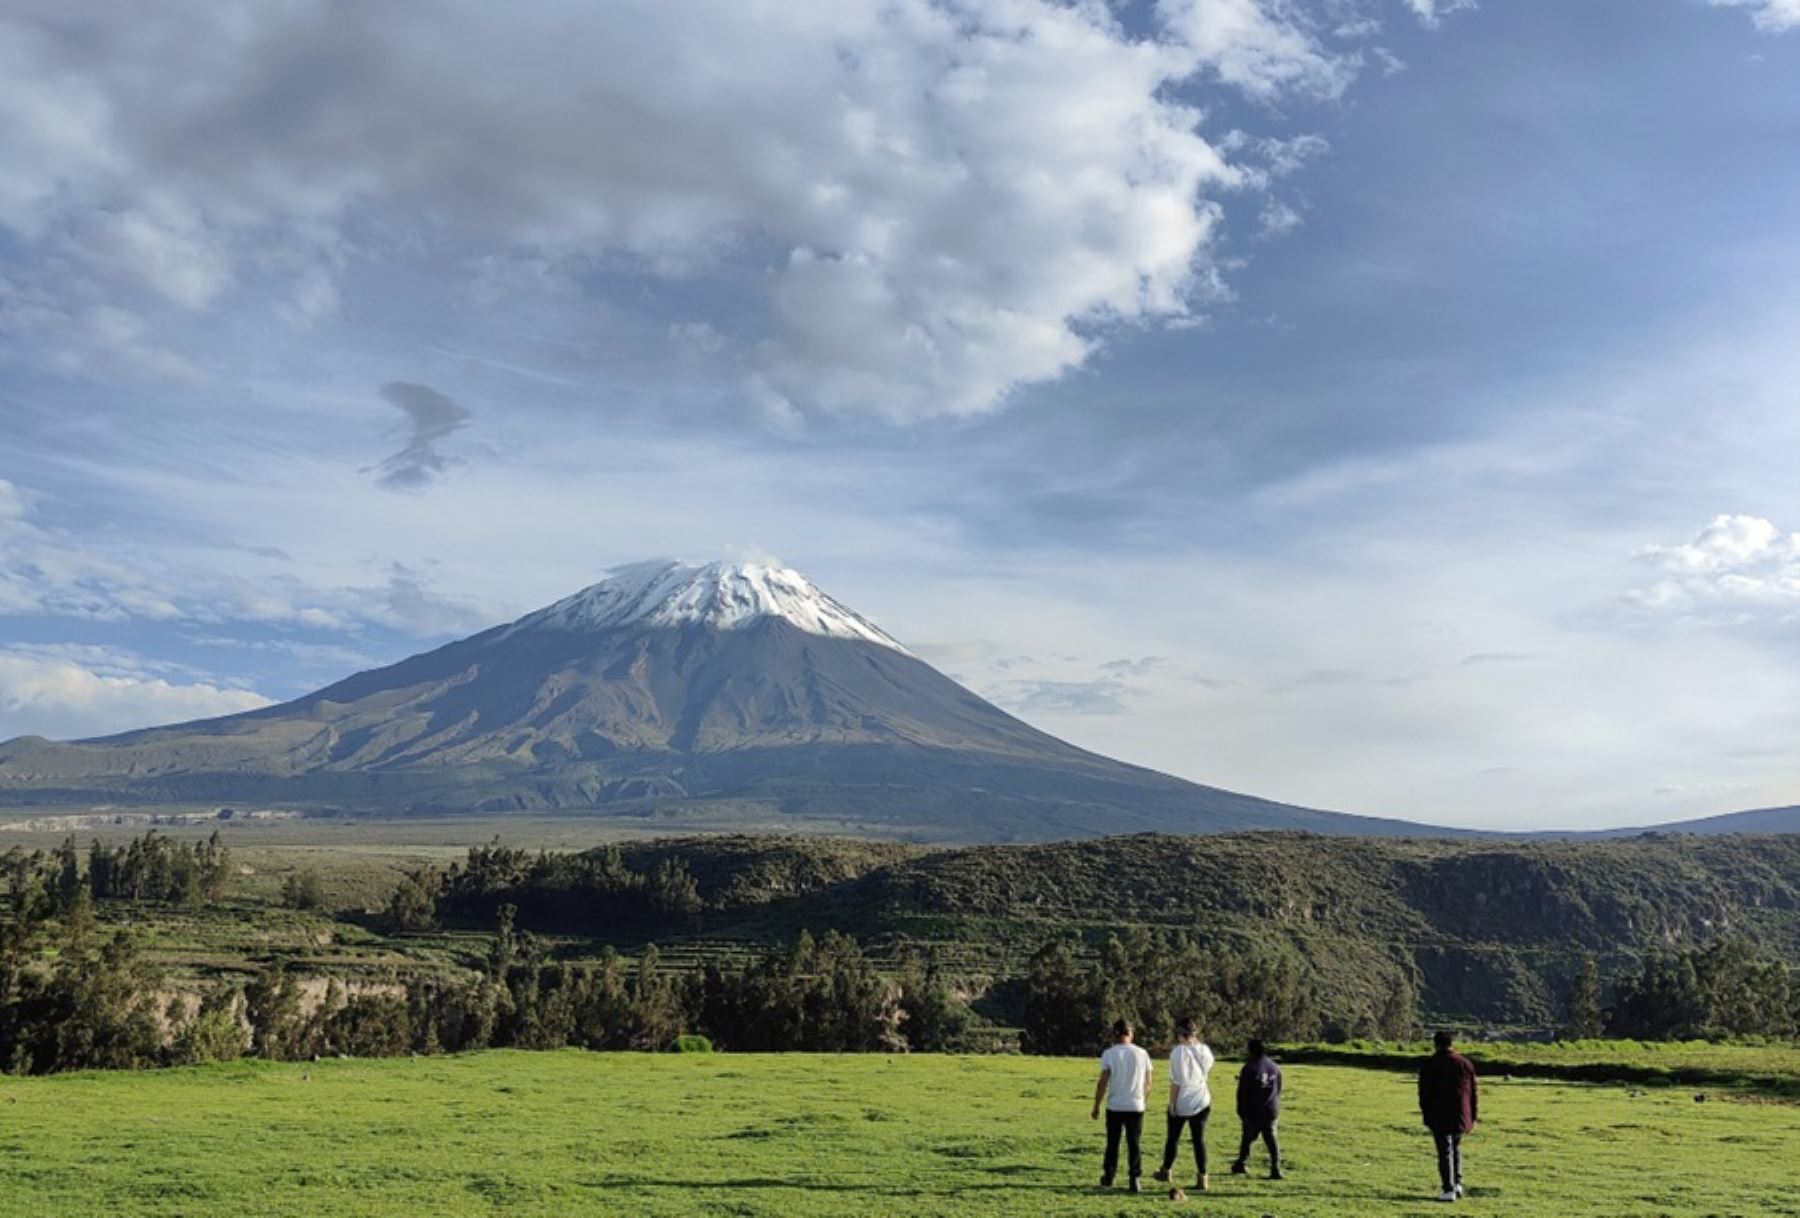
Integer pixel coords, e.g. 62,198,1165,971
1230,1039,1284,1180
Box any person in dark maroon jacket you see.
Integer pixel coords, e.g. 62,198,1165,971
1417,1030,1479,1202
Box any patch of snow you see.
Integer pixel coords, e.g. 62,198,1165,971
505,560,910,653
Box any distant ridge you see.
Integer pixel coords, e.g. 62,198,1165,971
1557,804,1800,838
0,559,1455,843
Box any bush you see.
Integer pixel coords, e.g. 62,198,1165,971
281,869,326,911
897,953,972,1052
170,1005,247,1066
385,870,439,932
322,994,412,1058
674,1034,713,1053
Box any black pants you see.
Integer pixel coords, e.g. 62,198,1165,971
1160,1106,1210,1178
1235,1117,1280,1169
1432,1130,1464,1192
1102,1109,1144,1183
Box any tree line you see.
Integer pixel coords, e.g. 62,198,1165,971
2,832,232,921
429,842,701,932
1,872,1354,1073
0,835,1792,1076
1565,938,1797,1041
0,839,977,1072
1020,926,1421,1055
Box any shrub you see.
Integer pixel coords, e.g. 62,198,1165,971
322,994,413,1058
170,1005,247,1066
281,869,326,911
674,1034,713,1053
385,870,439,932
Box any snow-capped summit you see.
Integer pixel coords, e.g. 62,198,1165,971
508,560,909,653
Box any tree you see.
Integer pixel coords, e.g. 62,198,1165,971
649,858,702,920
1565,955,1604,1040
1022,940,1102,1056
487,905,519,981
626,946,685,1051
244,967,305,1060
60,881,97,951
86,839,113,899
385,870,439,933
897,951,970,1052
16,930,163,1073
1610,938,1795,1040
199,832,232,902
169,851,204,909
52,836,82,914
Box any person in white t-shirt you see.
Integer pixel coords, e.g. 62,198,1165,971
1152,1017,1216,1191
1090,1018,1152,1192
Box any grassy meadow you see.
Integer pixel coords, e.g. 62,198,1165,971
1,1052,1796,1217
1289,1039,1800,1097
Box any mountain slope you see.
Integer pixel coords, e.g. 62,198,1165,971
0,560,1445,841
1575,805,1800,837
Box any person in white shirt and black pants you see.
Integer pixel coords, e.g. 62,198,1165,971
1153,1016,1215,1192
1091,1018,1152,1192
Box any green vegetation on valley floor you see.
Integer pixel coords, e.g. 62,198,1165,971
0,1051,1795,1218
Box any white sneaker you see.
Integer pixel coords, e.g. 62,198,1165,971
1455,1184,1465,1198
1437,1189,1457,1202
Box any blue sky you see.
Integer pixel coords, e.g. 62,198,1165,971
2,0,1798,828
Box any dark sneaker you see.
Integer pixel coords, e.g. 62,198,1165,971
1196,1174,1210,1192
1098,1176,1113,1188
1229,1161,1248,1176
1128,1178,1142,1195
1152,1168,1171,1183
1270,1168,1286,1181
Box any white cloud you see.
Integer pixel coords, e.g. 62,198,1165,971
1630,514,1800,614
1256,133,1332,178
1258,199,1305,238
1713,0,1800,32
0,479,26,525
1157,0,1356,99
1000,677,1134,715
0,478,486,634
1401,0,1477,29
84,202,234,309
60,305,211,383
670,321,727,358
0,0,1371,420
0,646,271,742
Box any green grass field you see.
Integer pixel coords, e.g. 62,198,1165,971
1,1053,1795,1217
1288,1039,1800,1096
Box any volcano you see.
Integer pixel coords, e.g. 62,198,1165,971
0,560,1443,841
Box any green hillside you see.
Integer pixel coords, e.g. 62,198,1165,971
2,828,1794,1057
498,831,1800,1029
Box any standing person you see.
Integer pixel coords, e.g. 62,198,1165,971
1418,1030,1479,1202
1152,1016,1215,1191
1230,1038,1284,1180
1090,1018,1153,1192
